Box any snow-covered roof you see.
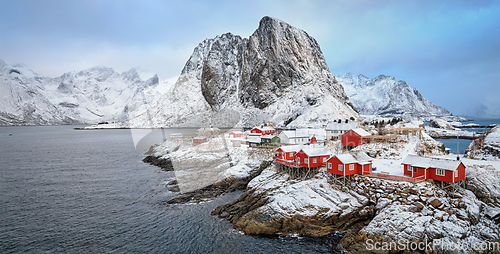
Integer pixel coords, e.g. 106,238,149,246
253,126,275,131
326,121,358,131
300,146,330,157
279,145,304,153
249,137,261,143
279,130,308,138
261,134,276,139
402,155,462,171
351,128,371,137
334,151,372,164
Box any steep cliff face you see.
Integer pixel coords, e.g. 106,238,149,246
240,17,348,109
127,16,358,128
337,72,452,117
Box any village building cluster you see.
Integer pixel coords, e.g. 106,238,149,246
190,120,464,188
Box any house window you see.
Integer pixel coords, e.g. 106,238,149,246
323,157,327,162
313,158,317,163
339,165,343,171
328,163,332,169
436,169,445,176
408,166,412,172
454,170,458,177
289,153,293,157
297,157,300,163
413,167,418,173
305,158,309,163
349,164,354,171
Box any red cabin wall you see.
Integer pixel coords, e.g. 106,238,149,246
403,164,425,178
274,148,284,160
326,156,344,175
296,150,324,168
341,130,361,147
456,163,466,182
251,128,263,134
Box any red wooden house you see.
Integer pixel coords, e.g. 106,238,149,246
326,151,373,176
402,155,466,183
274,145,304,167
274,145,330,168
341,128,371,149
295,146,331,168
229,131,245,138
193,136,207,145
309,136,317,144
249,126,275,137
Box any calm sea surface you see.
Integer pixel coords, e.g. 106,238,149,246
0,126,338,253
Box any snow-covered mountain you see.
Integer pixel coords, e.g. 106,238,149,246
336,72,452,118
125,16,359,128
0,58,175,125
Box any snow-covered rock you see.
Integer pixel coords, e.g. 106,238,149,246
429,118,456,130
337,72,452,118
125,16,359,128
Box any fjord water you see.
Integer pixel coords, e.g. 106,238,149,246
0,126,336,253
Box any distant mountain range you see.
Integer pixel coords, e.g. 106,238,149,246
0,58,175,125
336,72,453,118
0,17,455,127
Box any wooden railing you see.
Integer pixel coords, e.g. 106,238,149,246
274,158,300,167
362,171,426,183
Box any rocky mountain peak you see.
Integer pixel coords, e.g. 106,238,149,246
128,17,359,128
239,16,345,109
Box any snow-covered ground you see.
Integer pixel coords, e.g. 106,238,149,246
150,131,272,193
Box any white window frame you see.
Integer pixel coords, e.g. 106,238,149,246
289,152,293,157
436,168,445,176
408,165,412,172
313,158,317,163
339,165,343,171
349,164,354,171
328,163,332,169
305,158,309,164
297,157,300,163
323,157,327,162
454,170,458,177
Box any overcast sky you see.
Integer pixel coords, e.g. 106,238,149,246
1,0,499,118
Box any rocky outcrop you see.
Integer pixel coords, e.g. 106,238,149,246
466,125,500,159
127,17,359,128
213,166,500,252
429,118,456,130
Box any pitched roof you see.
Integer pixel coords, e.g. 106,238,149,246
334,151,372,164
351,128,371,137
300,146,330,157
279,130,308,138
279,144,304,153
261,134,276,139
249,137,261,143
253,126,275,131
326,121,358,131
402,155,462,171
